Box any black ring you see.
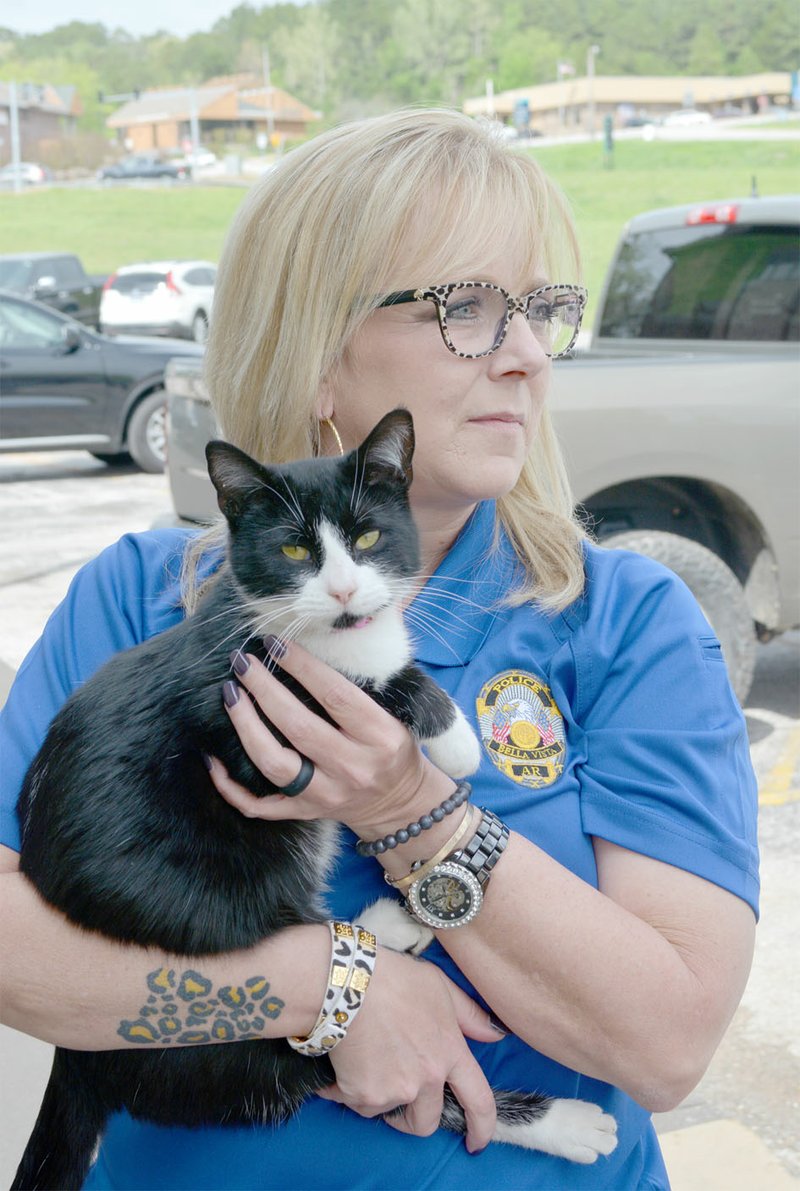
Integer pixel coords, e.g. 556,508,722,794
275,756,315,797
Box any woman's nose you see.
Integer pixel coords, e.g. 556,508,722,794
490,309,550,375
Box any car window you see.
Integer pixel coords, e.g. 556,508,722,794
46,258,82,286
109,272,165,294
0,260,33,290
0,299,65,348
183,268,214,286
599,224,800,342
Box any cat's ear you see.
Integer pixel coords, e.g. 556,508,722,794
358,408,415,488
205,441,267,523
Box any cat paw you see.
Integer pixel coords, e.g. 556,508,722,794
356,898,433,955
494,1099,618,1163
424,710,481,779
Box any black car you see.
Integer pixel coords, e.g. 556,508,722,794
0,291,204,473
97,154,191,183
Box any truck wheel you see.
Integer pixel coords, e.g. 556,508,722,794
127,389,167,474
600,530,757,703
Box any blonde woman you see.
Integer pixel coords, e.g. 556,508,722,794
1,110,757,1190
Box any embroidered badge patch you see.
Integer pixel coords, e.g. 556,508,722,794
476,671,566,787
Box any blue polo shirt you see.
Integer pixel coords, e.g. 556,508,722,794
0,501,758,1190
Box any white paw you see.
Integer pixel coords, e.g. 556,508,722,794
356,897,433,955
423,710,481,779
494,1099,618,1164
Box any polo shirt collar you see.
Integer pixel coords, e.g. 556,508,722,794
406,501,523,667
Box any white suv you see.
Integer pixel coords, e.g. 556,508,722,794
100,260,216,342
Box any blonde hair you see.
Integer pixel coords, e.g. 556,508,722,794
187,107,586,610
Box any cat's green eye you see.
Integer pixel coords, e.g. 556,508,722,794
355,529,381,551
281,544,311,561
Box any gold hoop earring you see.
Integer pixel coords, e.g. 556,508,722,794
322,417,344,457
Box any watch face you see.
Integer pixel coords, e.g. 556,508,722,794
408,861,483,928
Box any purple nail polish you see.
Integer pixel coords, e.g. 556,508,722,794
263,634,287,660
230,649,249,677
222,680,240,708
201,752,213,771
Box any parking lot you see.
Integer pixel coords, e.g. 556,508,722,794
0,450,798,1189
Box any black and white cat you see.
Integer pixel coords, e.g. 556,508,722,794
13,409,616,1190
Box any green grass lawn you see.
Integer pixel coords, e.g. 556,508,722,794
1,137,797,326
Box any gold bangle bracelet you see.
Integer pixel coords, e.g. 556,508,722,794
383,804,478,894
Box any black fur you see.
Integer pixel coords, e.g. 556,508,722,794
12,410,493,1190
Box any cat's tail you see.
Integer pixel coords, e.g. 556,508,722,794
12,1049,107,1191
439,1085,619,1164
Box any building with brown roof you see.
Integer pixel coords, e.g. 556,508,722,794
105,78,319,152
0,82,82,164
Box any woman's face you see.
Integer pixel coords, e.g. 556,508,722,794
326,241,552,528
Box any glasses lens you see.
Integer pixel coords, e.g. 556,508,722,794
526,287,583,356
442,285,509,356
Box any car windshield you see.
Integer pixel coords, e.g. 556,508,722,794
109,272,166,294
0,260,34,290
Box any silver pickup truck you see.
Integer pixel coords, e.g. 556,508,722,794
164,195,799,700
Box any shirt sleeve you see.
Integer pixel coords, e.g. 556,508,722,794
0,531,189,853
573,548,760,916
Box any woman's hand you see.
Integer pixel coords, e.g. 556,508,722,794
319,946,502,1153
208,641,453,838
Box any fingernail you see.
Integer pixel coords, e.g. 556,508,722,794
263,634,287,660
488,1013,509,1036
201,752,214,770
466,1141,487,1156
222,679,240,708
230,649,250,677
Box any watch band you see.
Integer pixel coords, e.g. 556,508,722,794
450,808,509,888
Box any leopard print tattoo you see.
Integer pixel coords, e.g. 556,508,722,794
117,967,285,1046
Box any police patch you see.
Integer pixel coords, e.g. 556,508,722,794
476,671,566,787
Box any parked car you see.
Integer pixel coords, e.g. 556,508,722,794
0,252,105,327
0,291,203,472
661,109,713,127
100,260,216,342
164,195,800,702
0,161,51,186
97,154,191,183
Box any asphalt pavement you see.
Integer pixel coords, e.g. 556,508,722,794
1,449,798,1189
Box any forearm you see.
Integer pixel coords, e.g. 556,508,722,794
1,857,329,1051
426,833,748,1110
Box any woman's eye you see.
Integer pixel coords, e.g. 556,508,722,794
355,529,381,551
446,298,481,322
281,544,311,561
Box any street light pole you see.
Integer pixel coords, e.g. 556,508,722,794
587,45,600,139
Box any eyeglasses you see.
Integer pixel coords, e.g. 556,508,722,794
379,282,587,360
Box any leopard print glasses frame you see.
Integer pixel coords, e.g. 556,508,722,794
379,281,588,360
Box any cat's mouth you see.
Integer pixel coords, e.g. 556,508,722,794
332,612,374,631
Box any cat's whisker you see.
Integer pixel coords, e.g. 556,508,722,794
403,611,464,662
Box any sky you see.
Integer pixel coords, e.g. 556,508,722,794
3,0,297,39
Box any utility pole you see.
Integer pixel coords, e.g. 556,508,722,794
587,45,600,139
262,45,275,143
9,80,22,194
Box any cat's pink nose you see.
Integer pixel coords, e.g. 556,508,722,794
329,586,356,605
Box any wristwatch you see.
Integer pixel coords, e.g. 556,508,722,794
405,809,509,929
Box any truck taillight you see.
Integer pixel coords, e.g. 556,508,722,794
165,271,182,294
686,203,739,226
103,273,117,291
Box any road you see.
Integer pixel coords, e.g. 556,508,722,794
0,450,798,1189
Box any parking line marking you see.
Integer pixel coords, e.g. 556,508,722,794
758,724,800,806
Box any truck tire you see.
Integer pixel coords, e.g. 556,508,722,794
127,389,167,474
600,530,757,703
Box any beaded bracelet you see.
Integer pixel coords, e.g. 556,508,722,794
287,921,377,1057
355,781,471,857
